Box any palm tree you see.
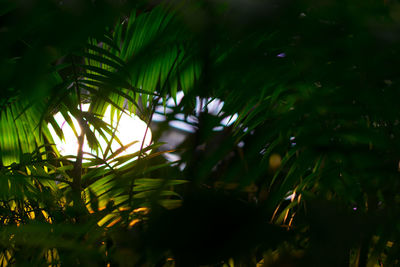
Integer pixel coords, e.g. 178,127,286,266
2,0,400,266
0,1,198,265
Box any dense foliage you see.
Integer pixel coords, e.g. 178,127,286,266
1,0,400,266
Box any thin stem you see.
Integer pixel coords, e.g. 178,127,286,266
70,56,87,215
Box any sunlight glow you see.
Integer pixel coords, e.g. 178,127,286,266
48,104,152,161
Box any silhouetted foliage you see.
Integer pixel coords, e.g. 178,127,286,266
1,0,400,266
